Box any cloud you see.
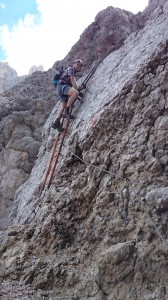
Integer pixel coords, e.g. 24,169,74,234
0,14,43,75
0,2,5,9
0,0,85,75
0,0,148,75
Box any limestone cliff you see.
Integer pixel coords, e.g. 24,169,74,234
0,62,44,94
0,1,168,299
0,4,140,231
28,65,44,75
0,62,26,93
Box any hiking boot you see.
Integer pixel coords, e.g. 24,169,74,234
63,107,75,119
51,119,64,132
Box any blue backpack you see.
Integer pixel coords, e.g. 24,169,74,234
52,67,64,87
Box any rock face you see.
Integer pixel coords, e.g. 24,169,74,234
1,1,168,299
0,62,26,93
0,4,140,231
0,71,57,229
28,65,44,75
0,63,44,94
53,6,139,71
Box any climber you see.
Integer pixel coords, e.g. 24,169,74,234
52,59,84,132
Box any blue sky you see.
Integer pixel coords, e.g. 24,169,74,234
0,0,40,61
0,0,39,28
0,0,149,75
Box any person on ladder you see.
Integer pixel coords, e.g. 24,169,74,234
52,59,84,132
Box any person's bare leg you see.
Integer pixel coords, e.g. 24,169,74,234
52,100,67,132
56,101,67,119
67,88,79,107
63,88,79,118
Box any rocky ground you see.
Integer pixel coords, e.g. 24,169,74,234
1,1,168,299
0,280,54,299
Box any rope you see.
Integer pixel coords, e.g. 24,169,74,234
68,148,168,250
69,149,115,177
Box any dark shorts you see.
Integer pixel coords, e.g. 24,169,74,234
56,84,71,102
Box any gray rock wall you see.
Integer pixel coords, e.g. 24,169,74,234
0,4,140,231
0,62,26,93
0,1,168,299
0,71,57,229
53,6,139,72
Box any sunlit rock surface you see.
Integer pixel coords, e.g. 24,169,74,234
0,1,168,299
0,62,26,93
